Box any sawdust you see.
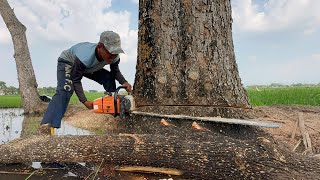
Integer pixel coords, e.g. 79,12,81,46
64,105,121,132
64,104,320,154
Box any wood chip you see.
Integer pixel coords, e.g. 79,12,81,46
160,119,176,127
191,122,210,131
116,166,183,176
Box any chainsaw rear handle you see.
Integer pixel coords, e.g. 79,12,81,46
114,86,127,117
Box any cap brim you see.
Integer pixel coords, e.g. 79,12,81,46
111,48,125,54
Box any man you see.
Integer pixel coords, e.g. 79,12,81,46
39,31,132,135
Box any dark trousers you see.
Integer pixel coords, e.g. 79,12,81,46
41,60,116,128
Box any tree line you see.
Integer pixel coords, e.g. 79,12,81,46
0,81,99,95
246,83,320,89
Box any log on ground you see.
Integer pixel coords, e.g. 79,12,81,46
0,132,319,179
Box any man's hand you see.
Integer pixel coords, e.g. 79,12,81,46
83,101,93,109
122,82,132,92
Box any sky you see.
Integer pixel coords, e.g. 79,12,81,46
0,0,319,91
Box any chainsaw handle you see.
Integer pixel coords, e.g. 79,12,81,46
114,86,127,117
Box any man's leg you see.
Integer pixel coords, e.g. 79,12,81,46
41,61,74,128
84,69,116,92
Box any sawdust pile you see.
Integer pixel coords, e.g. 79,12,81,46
64,105,121,131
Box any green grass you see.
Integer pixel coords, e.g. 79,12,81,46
1,87,320,108
69,92,104,105
0,92,104,108
0,95,22,108
246,87,320,106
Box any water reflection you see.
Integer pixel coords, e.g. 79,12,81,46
0,108,23,144
0,108,92,144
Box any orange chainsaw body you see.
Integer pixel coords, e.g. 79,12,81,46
93,96,121,114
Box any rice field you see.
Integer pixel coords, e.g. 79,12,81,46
246,86,320,106
0,87,320,108
0,92,104,108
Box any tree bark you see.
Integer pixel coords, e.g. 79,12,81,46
0,133,319,179
0,0,44,114
134,0,251,117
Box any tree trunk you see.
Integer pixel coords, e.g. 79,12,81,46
0,0,43,114
0,133,319,179
134,0,251,117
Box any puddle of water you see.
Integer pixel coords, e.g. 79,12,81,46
0,108,94,179
0,108,92,144
0,108,24,144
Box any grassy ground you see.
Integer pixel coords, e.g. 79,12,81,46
1,87,320,108
0,92,104,108
246,86,320,106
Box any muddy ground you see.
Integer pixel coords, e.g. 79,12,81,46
253,105,320,154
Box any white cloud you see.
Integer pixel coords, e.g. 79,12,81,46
5,0,137,60
8,0,130,43
131,0,139,4
232,0,320,34
0,0,138,89
0,27,11,44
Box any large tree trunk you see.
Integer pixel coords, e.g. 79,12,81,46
134,0,251,117
0,132,319,179
0,0,43,114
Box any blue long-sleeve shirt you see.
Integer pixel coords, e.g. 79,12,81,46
59,42,127,102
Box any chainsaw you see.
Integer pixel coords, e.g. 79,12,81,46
93,86,135,119
92,86,280,128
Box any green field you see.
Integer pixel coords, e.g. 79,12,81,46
1,87,320,108
246,86,320,106
0,92,104,108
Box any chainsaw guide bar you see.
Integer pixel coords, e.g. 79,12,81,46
131,111,281,128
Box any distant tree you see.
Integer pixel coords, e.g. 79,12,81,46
292,83,303,87
0,0,45,113
38,86,56,95
4,86,18,95
0,81,6,89
88,90,98,93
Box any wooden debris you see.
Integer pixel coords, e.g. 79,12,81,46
291,118,299,141
0,171,33,175
191,122,210,131
160,119,176,127
115,166,183,176
298,113,312,153
292,139,302,152
306,124,320,133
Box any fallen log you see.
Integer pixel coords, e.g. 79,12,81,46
1,132,319,179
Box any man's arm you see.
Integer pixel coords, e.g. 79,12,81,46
110,59,132,92
110,59,126,84
71,58,92,109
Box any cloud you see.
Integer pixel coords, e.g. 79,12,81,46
0,0,138,89
131,0,139,4
232,0,320,34
0,27,11,44
8,0,131,42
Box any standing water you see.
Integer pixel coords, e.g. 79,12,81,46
0,108,24,144
0,108,94,179
0,108,91,145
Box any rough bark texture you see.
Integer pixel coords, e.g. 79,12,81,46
134,0,251,116
0,0,43,114
0,132,319,179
